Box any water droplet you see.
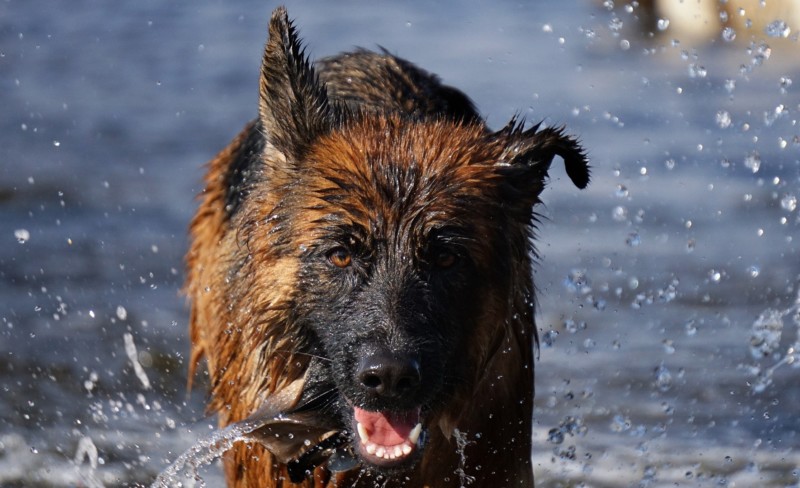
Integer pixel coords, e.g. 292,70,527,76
563,269,591,294
123,332,152,390
615,184,629,198
564,319,578,333
715,110,732,129
610,414,631,432
708,269,722,283
688,63,707,78
625,231,641,247
779,76,792,93
744,151,761,173
751,43,772,67
656,18,670,31
780,194,797,212
612,206,628,222
654,363,673,392
765,20,791,38
14,228,30,244
747,265,761,278
116,306,128,321
547,428,564,444
685,319,697,336
721,27,737,42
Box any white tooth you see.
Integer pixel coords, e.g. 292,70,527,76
357,422,370,443
375,446,385,458
408,423,423,445
394,446,403,458
401,443,412,455
365,442,376,455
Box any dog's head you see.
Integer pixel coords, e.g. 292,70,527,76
220,6,589,477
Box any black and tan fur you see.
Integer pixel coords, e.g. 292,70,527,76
186,7,589,487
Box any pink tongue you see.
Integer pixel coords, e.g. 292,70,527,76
354,407,419,446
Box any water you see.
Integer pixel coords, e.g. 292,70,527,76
2,1,800,486
151,420,253,488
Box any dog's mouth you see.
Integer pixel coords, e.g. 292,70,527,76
352,406,424,467
243,381,429,481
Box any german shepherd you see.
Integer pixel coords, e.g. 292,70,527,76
186,6,589,487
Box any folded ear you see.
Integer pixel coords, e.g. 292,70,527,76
492,119,590,202
259,7,333,161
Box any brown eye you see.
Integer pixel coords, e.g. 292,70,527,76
434,250,458,269
328,247,352,268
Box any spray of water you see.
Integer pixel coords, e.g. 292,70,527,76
151,378,348,487
150,420,259,488
451,429,476,487
746,289,800,394
73,436,103,488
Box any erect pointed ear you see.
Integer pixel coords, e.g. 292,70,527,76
492,119,590,201
259,7,333,161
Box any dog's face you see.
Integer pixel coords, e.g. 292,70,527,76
288,119,533,470
220,7,589,476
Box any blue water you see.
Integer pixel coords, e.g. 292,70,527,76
2,1,799,486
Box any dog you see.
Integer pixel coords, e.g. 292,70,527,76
185,6,589,487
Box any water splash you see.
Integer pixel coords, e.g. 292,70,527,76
451,429,476,488
151,420,256,488
73,436,102,488
746,289,800,394
123,332,151,390
152,382,347,487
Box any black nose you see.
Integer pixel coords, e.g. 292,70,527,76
356,352,421,398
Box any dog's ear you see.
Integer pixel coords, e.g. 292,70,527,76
259,7,333,162
491,119,589,204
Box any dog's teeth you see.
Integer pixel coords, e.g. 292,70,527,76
408,423,423,445
393,446,403,458
356,422,370,443
365,442,376,455
375,446,386,458
401,443,412,455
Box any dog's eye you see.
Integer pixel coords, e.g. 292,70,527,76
433,250,459,269
327,247,352,268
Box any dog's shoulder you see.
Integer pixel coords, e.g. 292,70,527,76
315,49,481,123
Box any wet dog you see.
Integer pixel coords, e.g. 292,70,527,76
185,6,589,487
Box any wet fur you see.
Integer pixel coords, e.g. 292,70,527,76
186,7,588,487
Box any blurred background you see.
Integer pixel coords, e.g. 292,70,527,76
1,1,799,486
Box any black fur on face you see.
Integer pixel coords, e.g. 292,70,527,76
294,219,487,411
